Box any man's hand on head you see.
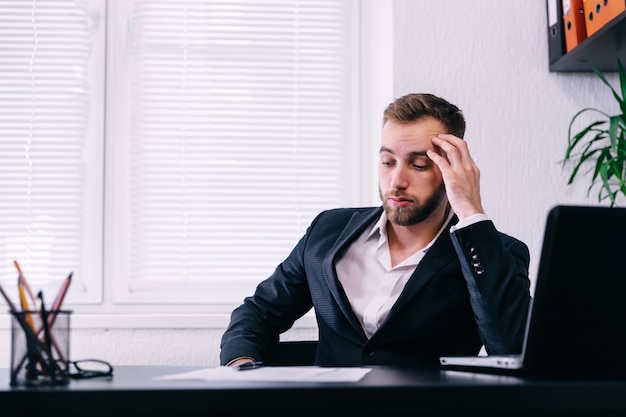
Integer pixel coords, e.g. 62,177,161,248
427,134,484,219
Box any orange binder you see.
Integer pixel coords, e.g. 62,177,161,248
583,0,626,36
562,0,587,51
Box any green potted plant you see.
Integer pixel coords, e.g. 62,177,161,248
563,60,626,207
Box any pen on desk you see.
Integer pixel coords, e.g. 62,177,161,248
235,361,263,371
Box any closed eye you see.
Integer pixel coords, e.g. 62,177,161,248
411,155,432,171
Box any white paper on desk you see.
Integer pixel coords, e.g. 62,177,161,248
155,366,371,382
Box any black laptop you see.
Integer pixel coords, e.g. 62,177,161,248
440,205,626,376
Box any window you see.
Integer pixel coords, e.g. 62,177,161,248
0,0,390,322
0,0,104,304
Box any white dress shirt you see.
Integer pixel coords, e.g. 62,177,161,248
336,210,487,338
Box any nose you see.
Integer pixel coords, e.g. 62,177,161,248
389,165,409,190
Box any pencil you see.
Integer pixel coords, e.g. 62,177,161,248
10,307,54,382
0,282,18,311
18,279,36,331
12,281,51,381
14,260,36,307
48,272,72,328
12,273,73,372
38,291,57,380
50,272,72,311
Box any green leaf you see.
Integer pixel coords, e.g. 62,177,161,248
565,118,606,162
567,145,601,184
619,60,626,115
590,62,625,109
563,59,626,206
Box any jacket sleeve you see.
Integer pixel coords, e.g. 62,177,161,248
450,220,532,354
219,217,319,366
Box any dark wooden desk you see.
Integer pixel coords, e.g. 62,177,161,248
1,365,626,417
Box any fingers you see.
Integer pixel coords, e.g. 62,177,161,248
429,134,480,177
427,134,484,219
431,134,470,167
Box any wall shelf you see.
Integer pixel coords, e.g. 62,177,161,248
549,10,626,72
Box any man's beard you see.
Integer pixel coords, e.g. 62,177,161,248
380,182,447,226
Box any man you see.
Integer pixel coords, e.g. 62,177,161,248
220,93,531,368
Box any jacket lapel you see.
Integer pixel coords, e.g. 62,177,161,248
322,207,382,334
378,216,459,328
321,210,459,337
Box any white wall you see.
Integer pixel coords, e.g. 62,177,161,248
1,0,619,369
393,0,620,290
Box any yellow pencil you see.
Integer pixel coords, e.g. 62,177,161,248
14,260,36,306
18,280,36,331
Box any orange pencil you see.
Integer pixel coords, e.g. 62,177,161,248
14,260,36,307
17,280,36,331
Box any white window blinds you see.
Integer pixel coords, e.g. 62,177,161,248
0,0,103,302
108,0,359,304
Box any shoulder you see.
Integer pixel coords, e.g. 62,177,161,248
307,206,382,233
311,206,380,224
316,206,380,218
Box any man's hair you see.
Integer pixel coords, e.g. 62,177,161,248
382,93,466,138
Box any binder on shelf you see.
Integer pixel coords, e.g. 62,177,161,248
547,0,566,63
563,0,587,51
583,0,626,36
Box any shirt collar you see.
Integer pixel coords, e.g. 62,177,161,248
366,207,455,251
366,210,389,241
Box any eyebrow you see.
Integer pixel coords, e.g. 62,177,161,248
379,146,428,158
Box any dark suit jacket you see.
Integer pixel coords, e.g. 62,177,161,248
220,207,531,367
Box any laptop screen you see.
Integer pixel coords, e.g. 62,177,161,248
522,205,626,375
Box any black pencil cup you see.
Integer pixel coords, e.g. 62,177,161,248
10,310,72,386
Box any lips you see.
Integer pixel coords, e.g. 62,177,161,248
388,196,413,207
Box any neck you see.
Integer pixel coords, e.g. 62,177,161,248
386,204,450,266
